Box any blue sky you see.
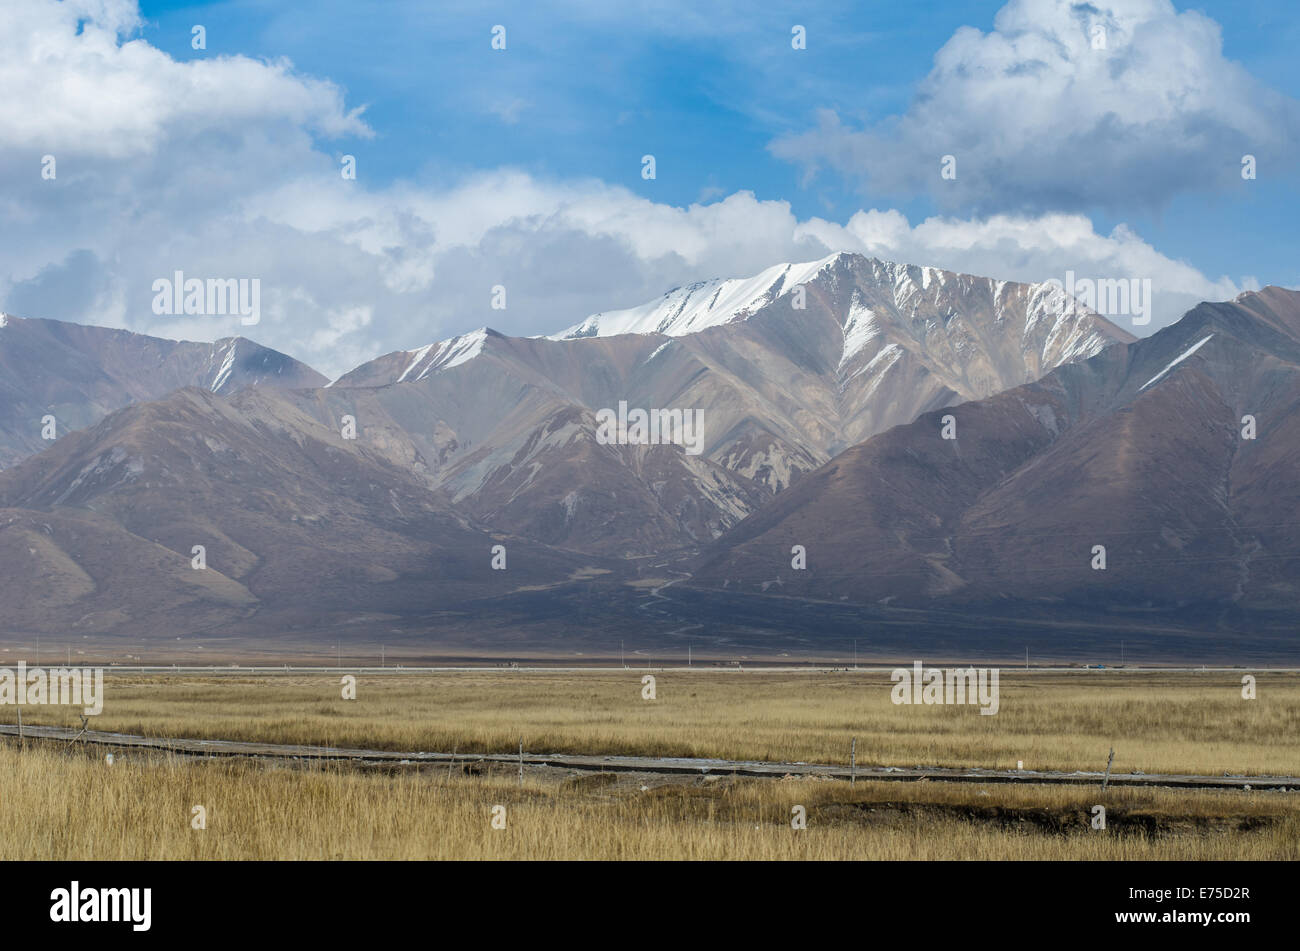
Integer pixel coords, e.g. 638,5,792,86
3,0,1296,376
134,0,1299,283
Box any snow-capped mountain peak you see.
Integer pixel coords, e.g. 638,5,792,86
330,328,499,387
547,252,1131,372
397,328,492,382
551,251,848,340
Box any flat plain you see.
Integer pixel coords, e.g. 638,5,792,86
3,668,1296,860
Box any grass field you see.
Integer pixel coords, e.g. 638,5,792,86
1,742,1295,860
4,668,1296,860
8,669,1298,777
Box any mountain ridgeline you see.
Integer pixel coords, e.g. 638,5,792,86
0,313,325,468
2,253,1295,652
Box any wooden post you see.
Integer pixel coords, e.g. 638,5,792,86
518,738,524,786
16,707,22,752
850,737,856,786
1102,748,1115,790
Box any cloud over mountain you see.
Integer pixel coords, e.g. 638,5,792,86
770,0,1300,213
0,0,1270,382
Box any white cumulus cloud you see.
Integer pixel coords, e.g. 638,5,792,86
771,0,1300,213
0,0,1260,380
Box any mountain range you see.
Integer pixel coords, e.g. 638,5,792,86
0,313,324,468
693,286,1300,619
289,252,1131,555
2,253,1296,660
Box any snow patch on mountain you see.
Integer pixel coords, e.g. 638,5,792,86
856,343,904,392
1041,313,1106,364
552,251,846,340
838,296,881,369
1139,334,1214,391
426,330,488,375
1023,284,1070,336
643,340,674,364
210,341,238,392
397,342,436,383
394,329,491,383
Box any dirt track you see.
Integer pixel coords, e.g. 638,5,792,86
3,723,1296,791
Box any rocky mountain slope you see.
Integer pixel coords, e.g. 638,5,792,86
0,385,591,638
306,252,1131,554
0,313,325,468
0,252,1179,643
691,286,1300,620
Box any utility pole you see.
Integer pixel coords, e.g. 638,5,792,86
1025,646,1029,670
688,644,691,668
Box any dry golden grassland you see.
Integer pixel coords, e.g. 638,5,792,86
0,742,1296,860
9,669,1299,777
4,669,1297,860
